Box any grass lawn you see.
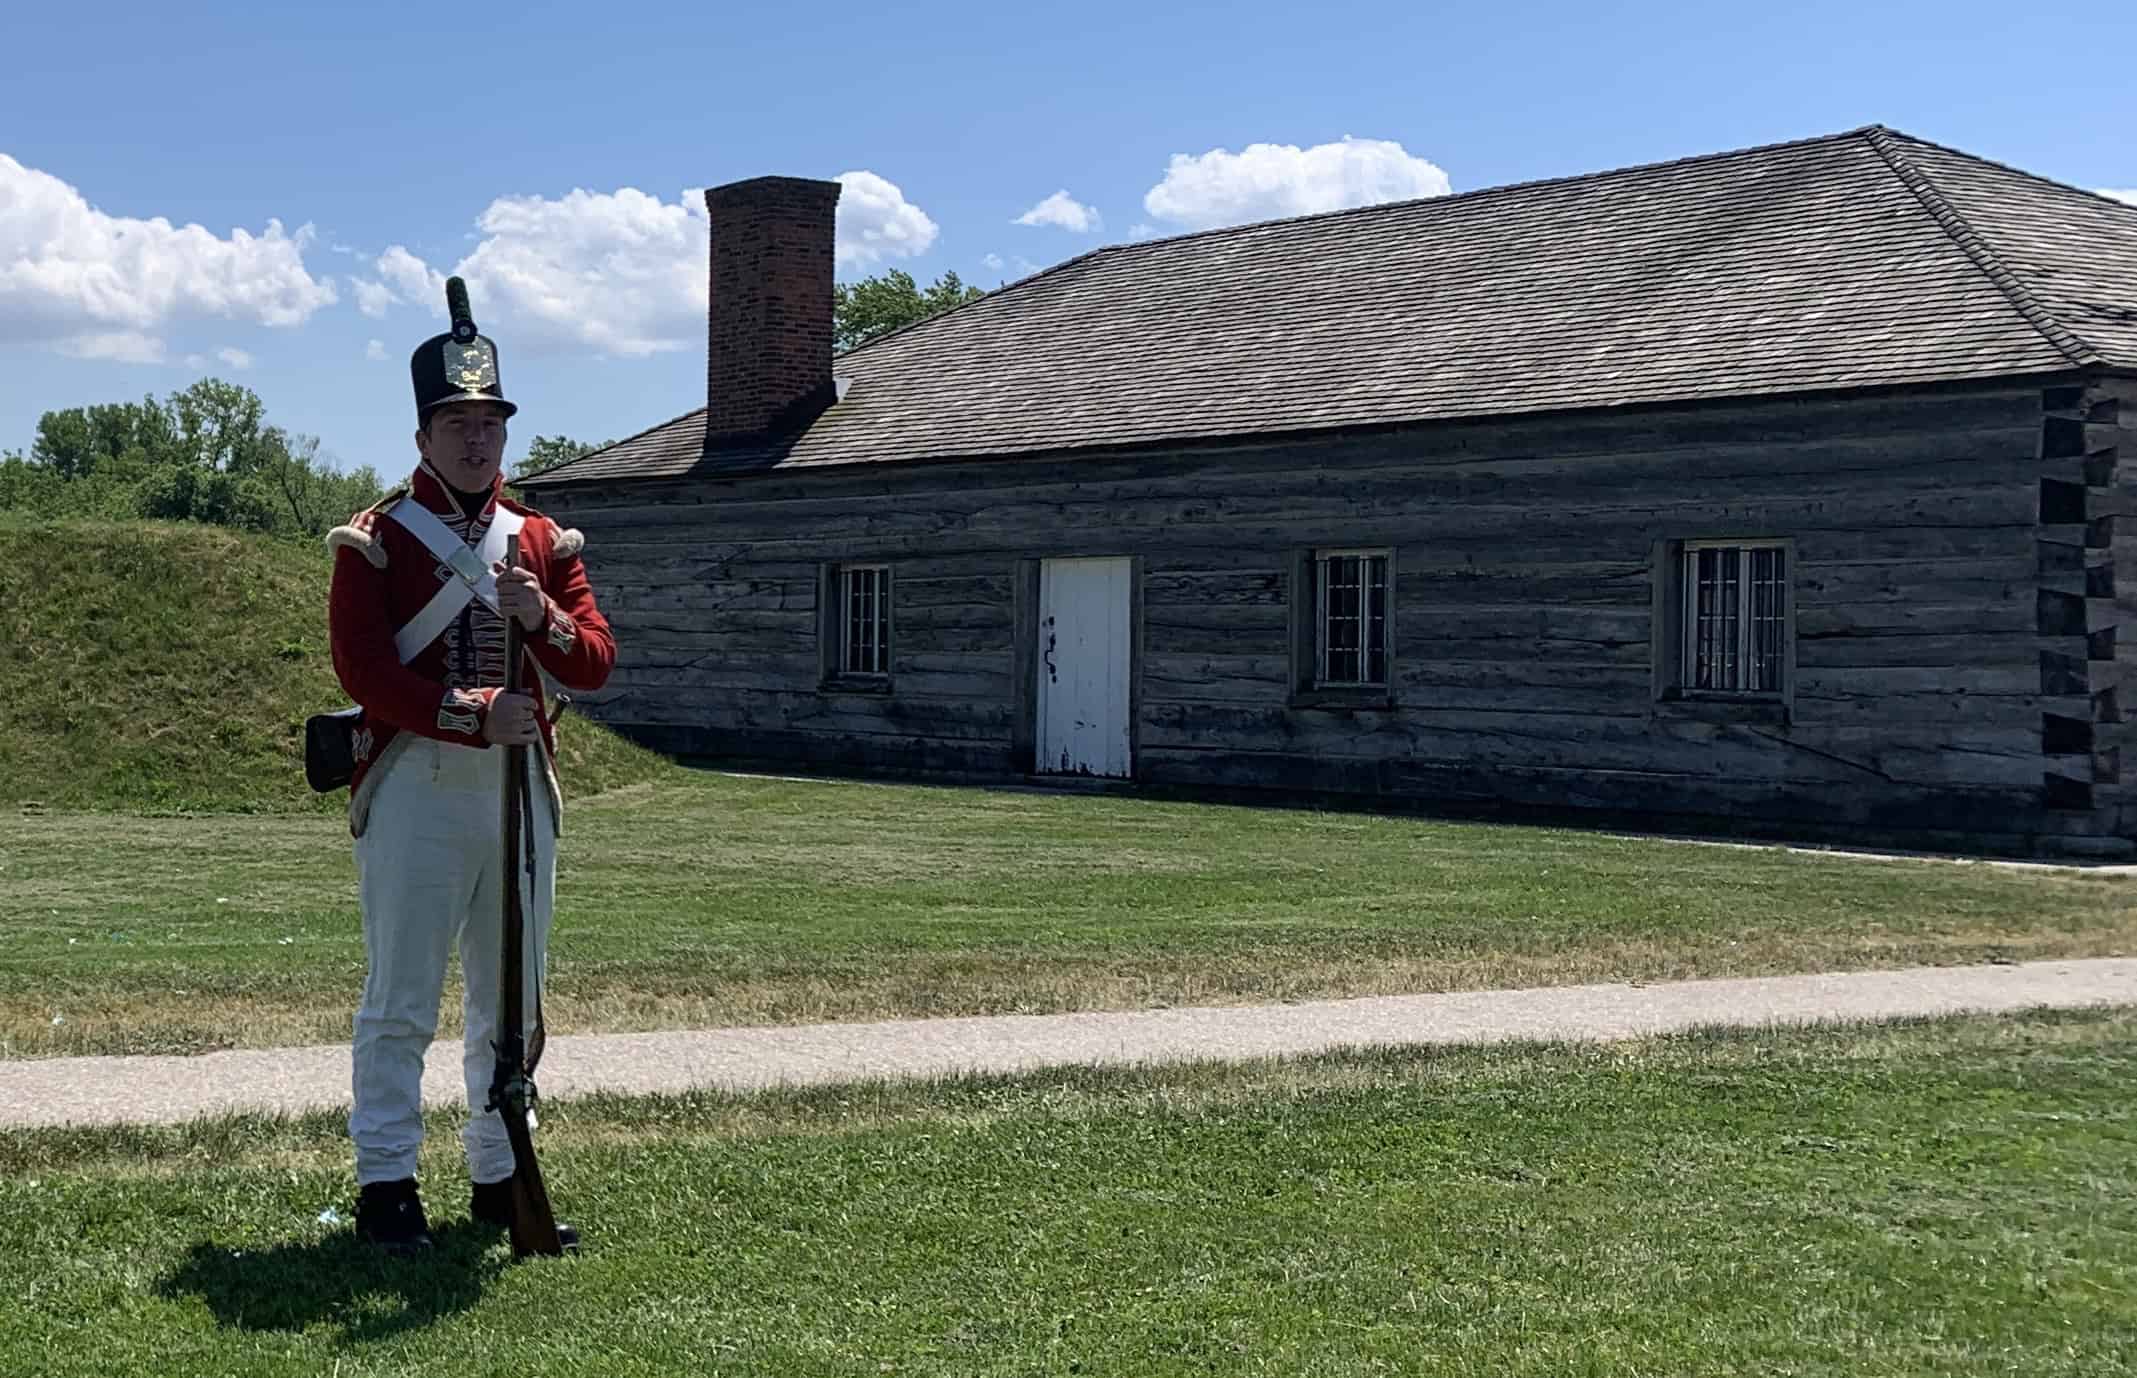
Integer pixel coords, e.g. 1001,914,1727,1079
3,770,2133,1059
3,1010,2133,1375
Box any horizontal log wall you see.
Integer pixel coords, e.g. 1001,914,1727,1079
537,378,2133,855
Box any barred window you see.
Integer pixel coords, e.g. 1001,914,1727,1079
1315,550,1390,688
841,565,891,676
1681,542,1787,693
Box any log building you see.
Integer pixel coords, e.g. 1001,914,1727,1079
519,126,2137,857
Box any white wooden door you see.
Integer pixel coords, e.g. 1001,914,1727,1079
1037,557,1133,778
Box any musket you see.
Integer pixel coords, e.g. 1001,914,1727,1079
486,531,566,1258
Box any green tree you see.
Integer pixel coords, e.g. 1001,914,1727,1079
168,377,273,474
4,378,384,538
512,435,611,482
262,433,385,536
135,464,279,532
27,377,285,483
0,452,66,515
832,269,984,352
30,398,184,480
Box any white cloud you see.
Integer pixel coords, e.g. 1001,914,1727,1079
1142,135,1452,232
0,153,337,361
353,279,397,317
1015,190,1101,233
2100,188,2137,207
378,246,445,305
361,170,939,357
979,252,1043,279
349,245,449,319
217,346,253,371
833,171,937,270
60,332,167,364
1129,222,1159,240
365,339,388,362
424,187,706,356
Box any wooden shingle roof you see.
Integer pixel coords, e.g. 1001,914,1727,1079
522,125,2137,488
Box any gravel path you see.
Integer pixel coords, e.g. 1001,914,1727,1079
5,958,2132,1130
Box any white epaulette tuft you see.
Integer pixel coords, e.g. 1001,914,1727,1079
323,486,408,570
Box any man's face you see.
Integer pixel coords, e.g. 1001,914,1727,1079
417,402,510,491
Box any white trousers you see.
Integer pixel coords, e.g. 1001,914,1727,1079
350,738,555,1187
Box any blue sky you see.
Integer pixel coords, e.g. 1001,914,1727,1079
4,0,2134,479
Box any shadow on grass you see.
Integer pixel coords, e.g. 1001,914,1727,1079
658,755,2137,868
154,1221,512,1342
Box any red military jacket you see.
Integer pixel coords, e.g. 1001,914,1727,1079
326,462,616,835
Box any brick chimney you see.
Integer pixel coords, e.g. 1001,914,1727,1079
703,175,842,444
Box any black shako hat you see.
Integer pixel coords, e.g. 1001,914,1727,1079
410,276,518,425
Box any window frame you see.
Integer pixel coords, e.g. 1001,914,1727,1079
1310,547,1394,693
821,561,893,691
1673,538,1792,701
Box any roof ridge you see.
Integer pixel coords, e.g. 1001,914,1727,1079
802,123,2088,371
1874,126,2137,217
1055,124,1890,263
1860,126,2101,368
841,126,1903,363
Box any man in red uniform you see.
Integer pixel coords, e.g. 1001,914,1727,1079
326,285,615,1254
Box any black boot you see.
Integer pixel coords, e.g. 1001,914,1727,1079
471,1177,581,1251
355,1177,433,1255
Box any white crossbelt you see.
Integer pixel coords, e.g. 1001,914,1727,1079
388,499,527,663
